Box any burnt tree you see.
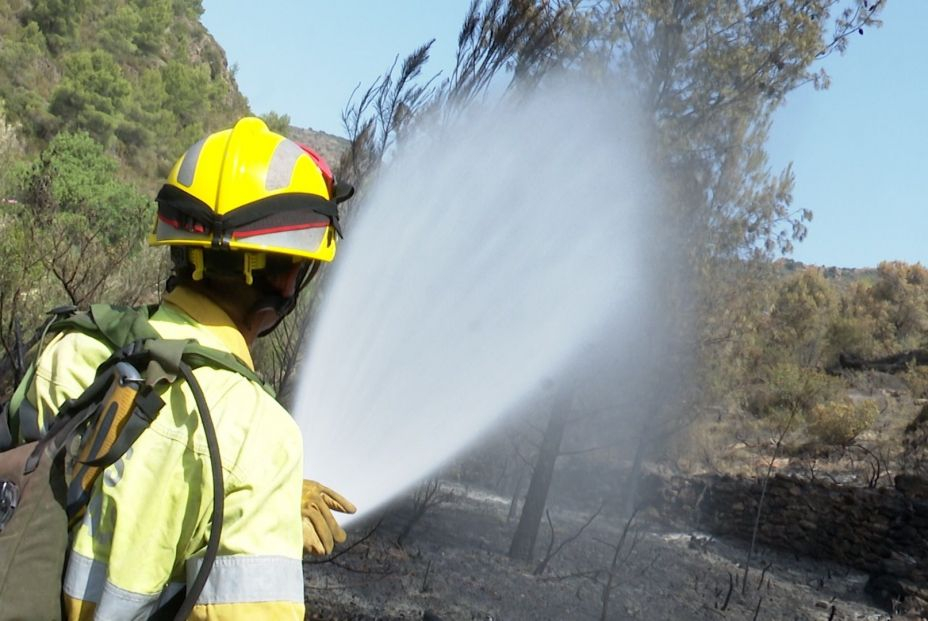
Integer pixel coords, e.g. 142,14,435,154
508,384,573,562
834,350,928,374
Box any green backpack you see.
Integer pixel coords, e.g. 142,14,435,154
0,304,273,621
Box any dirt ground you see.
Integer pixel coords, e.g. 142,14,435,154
302,483,902,621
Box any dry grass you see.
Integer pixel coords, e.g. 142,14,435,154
675,368,922,486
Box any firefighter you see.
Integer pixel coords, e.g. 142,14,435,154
4,117,355,619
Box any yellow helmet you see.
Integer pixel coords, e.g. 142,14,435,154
150,117,352,282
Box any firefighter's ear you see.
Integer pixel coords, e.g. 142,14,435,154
266,263,305,299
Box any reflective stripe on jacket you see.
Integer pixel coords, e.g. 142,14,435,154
23,286,305,620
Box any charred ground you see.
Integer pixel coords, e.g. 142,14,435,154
302,480,895,621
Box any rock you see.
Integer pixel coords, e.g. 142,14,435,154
865,573,905,612
896,474,928,501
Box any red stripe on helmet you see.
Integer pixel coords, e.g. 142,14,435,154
158,213,207,234
297,143,335,198
231,222,328,239
158,213,182,229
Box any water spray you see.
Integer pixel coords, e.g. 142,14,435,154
293,81,659,524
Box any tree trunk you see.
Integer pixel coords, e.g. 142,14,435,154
622,432,646,519
507,469,524,523
508,385,573,561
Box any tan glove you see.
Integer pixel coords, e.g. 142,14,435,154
301,479,356,556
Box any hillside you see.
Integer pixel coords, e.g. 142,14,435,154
0,1,347,394
287,124,349,171
0,0,248,188
778,258,879,292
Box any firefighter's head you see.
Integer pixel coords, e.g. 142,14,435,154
150,117,353,339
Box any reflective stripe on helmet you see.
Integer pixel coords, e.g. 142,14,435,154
153,218,211,244
265,140,306,192
177,138,207,188
230,227,332,261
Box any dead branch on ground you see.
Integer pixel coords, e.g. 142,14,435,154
397,479,454,546
743,409,796,594
533,502,603,575
598,508,640,621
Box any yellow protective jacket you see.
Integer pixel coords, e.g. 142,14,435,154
17,286,305,620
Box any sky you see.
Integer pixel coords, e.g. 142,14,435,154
202,1,927,269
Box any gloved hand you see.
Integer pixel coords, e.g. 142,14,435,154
301,479,356,556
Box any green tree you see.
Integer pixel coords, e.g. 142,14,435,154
565,1,881,261
26,0,87,52
866,261,928,351
16,131,151,305
0,100,21,192
49,50,131,144
172,0,205,20
504,0,882,559
825,280,881,359
0,21,55,135
135,0,173,53
0,202,44,389
822,262,928,360
260,111,291,135
0,101,40,387
0,0,251,392
117,68,171,161
808,398,878,446
768,268,838,367
100,3,142,57
161,61,212,145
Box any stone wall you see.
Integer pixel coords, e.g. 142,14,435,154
645,473,928,608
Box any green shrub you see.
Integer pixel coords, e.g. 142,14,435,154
807,398,878,446
824,314,878,363
745,362,843,419
901,365,928,400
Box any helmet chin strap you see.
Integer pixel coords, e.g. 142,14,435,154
252,261,319,338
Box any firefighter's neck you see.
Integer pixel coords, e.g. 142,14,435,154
192,288,262,346
198,267,301,346
241,306,280,345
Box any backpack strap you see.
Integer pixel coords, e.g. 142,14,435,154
0,402,12,451
171,362,223,621
182,343,275,397
4,306,79,448
4,303,158,443
49,305,274,396
48,304,161,351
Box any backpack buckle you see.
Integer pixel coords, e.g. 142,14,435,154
114,361,144,386
0,480,19,532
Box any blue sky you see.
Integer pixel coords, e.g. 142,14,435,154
202,1,926,269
